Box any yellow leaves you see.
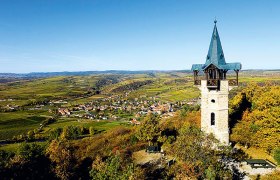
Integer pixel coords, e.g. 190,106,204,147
92,155,106,172
242,82,260,102
136,114,161,143
230,93,243,109
46,140,76,180
241,109,251,122
230,121,253,146
9,154,26,166
46,140,71,164
231,83,280,152
253,86,280,111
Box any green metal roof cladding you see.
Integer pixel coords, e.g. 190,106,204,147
191,21,241,71
206,22,226,66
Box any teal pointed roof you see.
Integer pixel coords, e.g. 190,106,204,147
191,21,241,71
205,21,226,66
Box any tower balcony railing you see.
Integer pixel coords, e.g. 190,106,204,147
194,80,201,85
194,79,219,86
207,79,219,87
228,79,238,86
193,78,238,86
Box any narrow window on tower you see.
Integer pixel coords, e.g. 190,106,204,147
211,113,215,126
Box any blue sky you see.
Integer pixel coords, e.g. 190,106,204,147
0,0,280,73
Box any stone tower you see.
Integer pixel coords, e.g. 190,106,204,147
191,20,241,145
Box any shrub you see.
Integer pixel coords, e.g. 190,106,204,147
49,127,63,141
27,130,35,140
89,154,140,180
79,126,89,135
42,117,56,126
6,143,53,179
136,114,160,145
89,127,95,136
0,149,14,168
18,143,45,160
60,126,81,140
47,140,77,180
17,134,26,141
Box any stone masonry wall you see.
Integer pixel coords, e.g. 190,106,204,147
199,80,229,145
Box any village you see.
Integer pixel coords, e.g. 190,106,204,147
0,90,199,126
56,93,199,125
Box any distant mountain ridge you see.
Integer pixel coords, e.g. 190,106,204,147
0,69,279,78
0,70,192,78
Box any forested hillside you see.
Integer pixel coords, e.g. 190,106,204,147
230,83,280,159
0,108,242,179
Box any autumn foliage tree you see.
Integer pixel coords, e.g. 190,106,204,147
89,154,143,180
46,140,77,180
230,83,280,154
60,126,82,140
2,143,54,179
165,124,232,179
136,113,161,145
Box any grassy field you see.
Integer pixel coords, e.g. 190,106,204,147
0,111,126,141
0,141,47,152
0,110,52,140
44,118,125,133
0,119,125,152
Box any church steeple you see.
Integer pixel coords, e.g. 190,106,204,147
205,20,226,66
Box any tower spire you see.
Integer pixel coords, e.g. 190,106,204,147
191,20,241,72
205,19,226,66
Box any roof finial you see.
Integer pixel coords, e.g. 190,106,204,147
214,17,217,24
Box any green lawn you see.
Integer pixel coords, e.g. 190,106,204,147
47,118,123,129
42,117,125,136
